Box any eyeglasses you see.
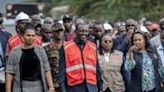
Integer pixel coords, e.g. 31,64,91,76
52,29,64,33
126,25,135,27
103,40,112,43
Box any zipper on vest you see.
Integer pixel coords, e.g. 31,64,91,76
80,46,87,83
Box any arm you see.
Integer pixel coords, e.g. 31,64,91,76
5,73,14,92
40,47,55,91
45,71,55,91
5,49,15,92
58,46,66,92
125,51,136,70
96,55,103,92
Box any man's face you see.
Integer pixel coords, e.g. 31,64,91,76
52,29,64,40
17,19,29,32
160,22,164,30
76,24,89,42
32,18,41,27
160,31,164,42
126,23,136,36
63,19,72,30
93,24,105,39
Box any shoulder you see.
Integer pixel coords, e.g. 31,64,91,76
8,35,19,43
113,50,123,56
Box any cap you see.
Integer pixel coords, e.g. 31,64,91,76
63,14,72,21
93,23,105,31
103,23,113,30
76,23,89,31
31,14,41,21
15,12,30,22
41,24,52,32
44,17,53,24
51,23,63,32
126,18,137,26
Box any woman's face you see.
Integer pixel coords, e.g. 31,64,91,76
23,29,36,46
133,33,145,51
101,35,113,51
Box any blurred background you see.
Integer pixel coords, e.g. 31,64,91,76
1,0,164,22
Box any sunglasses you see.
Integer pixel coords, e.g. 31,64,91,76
126,25,135,27
103,40,112,43
53,29,64,33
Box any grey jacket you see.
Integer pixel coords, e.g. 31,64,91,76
6,45,51,92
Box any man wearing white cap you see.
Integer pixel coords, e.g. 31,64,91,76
6,12,42,57
103,23,113,34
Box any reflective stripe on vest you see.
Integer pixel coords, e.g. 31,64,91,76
66,64,96,73
64,41,97,86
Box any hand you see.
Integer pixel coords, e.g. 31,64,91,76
48,90,55,92
129,45,139,52
48,88,55,92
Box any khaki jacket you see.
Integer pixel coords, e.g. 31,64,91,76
98,50,125,92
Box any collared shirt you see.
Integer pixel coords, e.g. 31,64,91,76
0,43,4,67
157,45,164,67
104,53,110,63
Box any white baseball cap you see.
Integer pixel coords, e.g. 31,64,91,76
15,12,30,22
103,23,113,30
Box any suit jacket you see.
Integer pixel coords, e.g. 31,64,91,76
130,47,162,92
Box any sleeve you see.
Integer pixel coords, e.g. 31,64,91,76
125,54,136,71
58,46,66,92
96,54,103,91
5,49,15,74
40,47,51,71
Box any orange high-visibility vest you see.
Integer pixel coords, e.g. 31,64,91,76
64,41,97,86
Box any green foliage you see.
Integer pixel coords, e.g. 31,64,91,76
31,0,164,22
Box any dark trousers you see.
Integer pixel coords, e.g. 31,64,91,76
0,83,5,92
104,87,111,92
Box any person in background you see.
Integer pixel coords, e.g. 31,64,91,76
126,31,162,92
6,12,42,57
44,17,54,25
103,23,113,34
40,24,52,44
0,16,11,92
117,23,126,37
114,18,138,92
148,23,161,48
63,14,76,41
31,14,42,35
90,23,105,48
44,23,64,92
58,23,103,92
5,23,55,92
98,34,125,92
155,30,164,91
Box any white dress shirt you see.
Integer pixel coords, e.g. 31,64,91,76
157,45,164,67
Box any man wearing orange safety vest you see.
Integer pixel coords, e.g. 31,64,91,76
58,23,103,92
6,12,42,57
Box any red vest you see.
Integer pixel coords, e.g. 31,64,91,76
64,41,97,86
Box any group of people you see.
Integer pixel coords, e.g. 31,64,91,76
0,11,164,92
